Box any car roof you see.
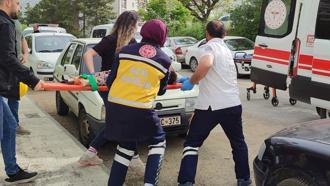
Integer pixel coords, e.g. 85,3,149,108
92,24,115,30
169,36,196,40
27,33,75,37
224,36,249,40
71,38,102,45
23,26,66,31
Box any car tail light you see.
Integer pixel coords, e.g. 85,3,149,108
175,47,183,55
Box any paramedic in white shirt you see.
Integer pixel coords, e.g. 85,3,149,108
177,20,251,186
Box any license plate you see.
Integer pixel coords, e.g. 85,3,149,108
160,116,181,126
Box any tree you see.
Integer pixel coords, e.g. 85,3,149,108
229,0,263,41
24,0,115,37
177,0,231,23
140,0,191,36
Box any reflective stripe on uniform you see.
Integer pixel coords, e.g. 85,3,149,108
119,54,168,74
114,154,131,167
108,96,153,109
117,146,135,156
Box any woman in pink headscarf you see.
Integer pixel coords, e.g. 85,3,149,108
104,19,171,185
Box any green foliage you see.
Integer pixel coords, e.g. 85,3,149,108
24,0,115,37
229,0,263,41
140,0,192,35
171,21,205,40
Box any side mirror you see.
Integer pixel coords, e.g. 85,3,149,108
63,64,77,76
234,52,247,59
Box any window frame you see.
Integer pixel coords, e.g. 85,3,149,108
258,0,297,38
61,43,77,66
71,44,84,71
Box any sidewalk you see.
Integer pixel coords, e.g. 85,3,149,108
0,96,109,186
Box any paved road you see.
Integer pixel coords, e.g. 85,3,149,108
28,69,320,185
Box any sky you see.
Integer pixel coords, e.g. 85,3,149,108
21,0,40,12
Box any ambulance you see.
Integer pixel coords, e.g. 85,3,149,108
251,0,330,118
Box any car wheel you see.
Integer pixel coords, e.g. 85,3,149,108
56,91,69,116
235,63,242,78
189,58,198,72
78,107,94,147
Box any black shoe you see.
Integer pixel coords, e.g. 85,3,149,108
237,178,252,186
5,168,38,185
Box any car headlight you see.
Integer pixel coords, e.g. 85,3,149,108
185,97,197,112
101,105,106,121
37,61,54,69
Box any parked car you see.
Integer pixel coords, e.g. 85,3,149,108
22,24,67,37
24,33,76,81
185,36,254,76
90,23,143,38
165,37,198,63
53,38,198,146
254,119,330,186
219,15,232,30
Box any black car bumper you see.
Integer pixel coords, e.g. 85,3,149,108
87,109,192,136
253,157,267,186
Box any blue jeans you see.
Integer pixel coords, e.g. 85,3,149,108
8,98,19,125
178,105,250,184
0,97,20,176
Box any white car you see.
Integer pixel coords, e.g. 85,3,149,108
53,38,198,146
185,36,255,76
22,25,67,37
165,37,198,63
24,33,76,81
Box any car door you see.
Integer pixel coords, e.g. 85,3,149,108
24,35,33,69
54,43,77,105
251,0,301,90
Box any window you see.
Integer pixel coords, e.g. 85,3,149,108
80,44,102,74
25,36,32,50
224,38,255,51
258,0,297,37
92,29,107,38
35,35,74,53
198,40,207,47
61,43,77,66
315,0,330,40
71,45,84,70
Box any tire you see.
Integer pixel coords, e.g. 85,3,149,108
271,97,279,107
78,107,94,147
235,63,242,78
56,91,69,116
316,107,329,119
189,58,198,72
277,177,313,186
289,98,297,106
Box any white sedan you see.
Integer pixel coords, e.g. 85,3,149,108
185,36,254,76
24,33,76,81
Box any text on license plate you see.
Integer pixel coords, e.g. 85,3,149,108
160,116,181,126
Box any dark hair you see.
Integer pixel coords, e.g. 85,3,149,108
168,71,178,85
206,20,226,38
111,11,140,52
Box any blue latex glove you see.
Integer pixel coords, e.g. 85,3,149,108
181,79,194,91
177,76,189,83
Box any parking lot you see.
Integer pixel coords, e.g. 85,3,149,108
27,69,320,186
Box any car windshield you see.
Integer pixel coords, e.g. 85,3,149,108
35,36,74,53
224,38,255,51
174,38,197,45
92,29,107,38
81,44,102,74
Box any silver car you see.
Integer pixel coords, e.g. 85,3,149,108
165,37,198,63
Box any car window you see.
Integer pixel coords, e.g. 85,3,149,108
25,36,32,50
80,44,102,74
61,43,77,66
198,40,207,47
35,35,75,53
174,38,198,45
71,44,84,70
224,38,255,51
315,0,330,40
92,29,107,38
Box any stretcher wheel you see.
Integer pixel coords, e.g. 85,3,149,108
289,98,297,105
271,97,279,107
247,91,251,101
263,92,270,100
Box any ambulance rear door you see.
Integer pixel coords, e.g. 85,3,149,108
310,0,330,110
251,0,300,90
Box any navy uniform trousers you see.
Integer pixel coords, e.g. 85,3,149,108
178,105,250,184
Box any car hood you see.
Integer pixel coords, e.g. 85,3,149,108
272,119,330,145
156,86,199,100
36,53,62,64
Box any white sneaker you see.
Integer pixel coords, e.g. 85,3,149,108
129,155,145,177
78,150,103,167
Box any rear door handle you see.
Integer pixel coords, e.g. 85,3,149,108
259,43,268,48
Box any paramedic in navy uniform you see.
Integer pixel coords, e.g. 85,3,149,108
177,20,251,186
104,19,171,186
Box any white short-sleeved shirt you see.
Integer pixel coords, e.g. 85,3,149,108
194,38,241,110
